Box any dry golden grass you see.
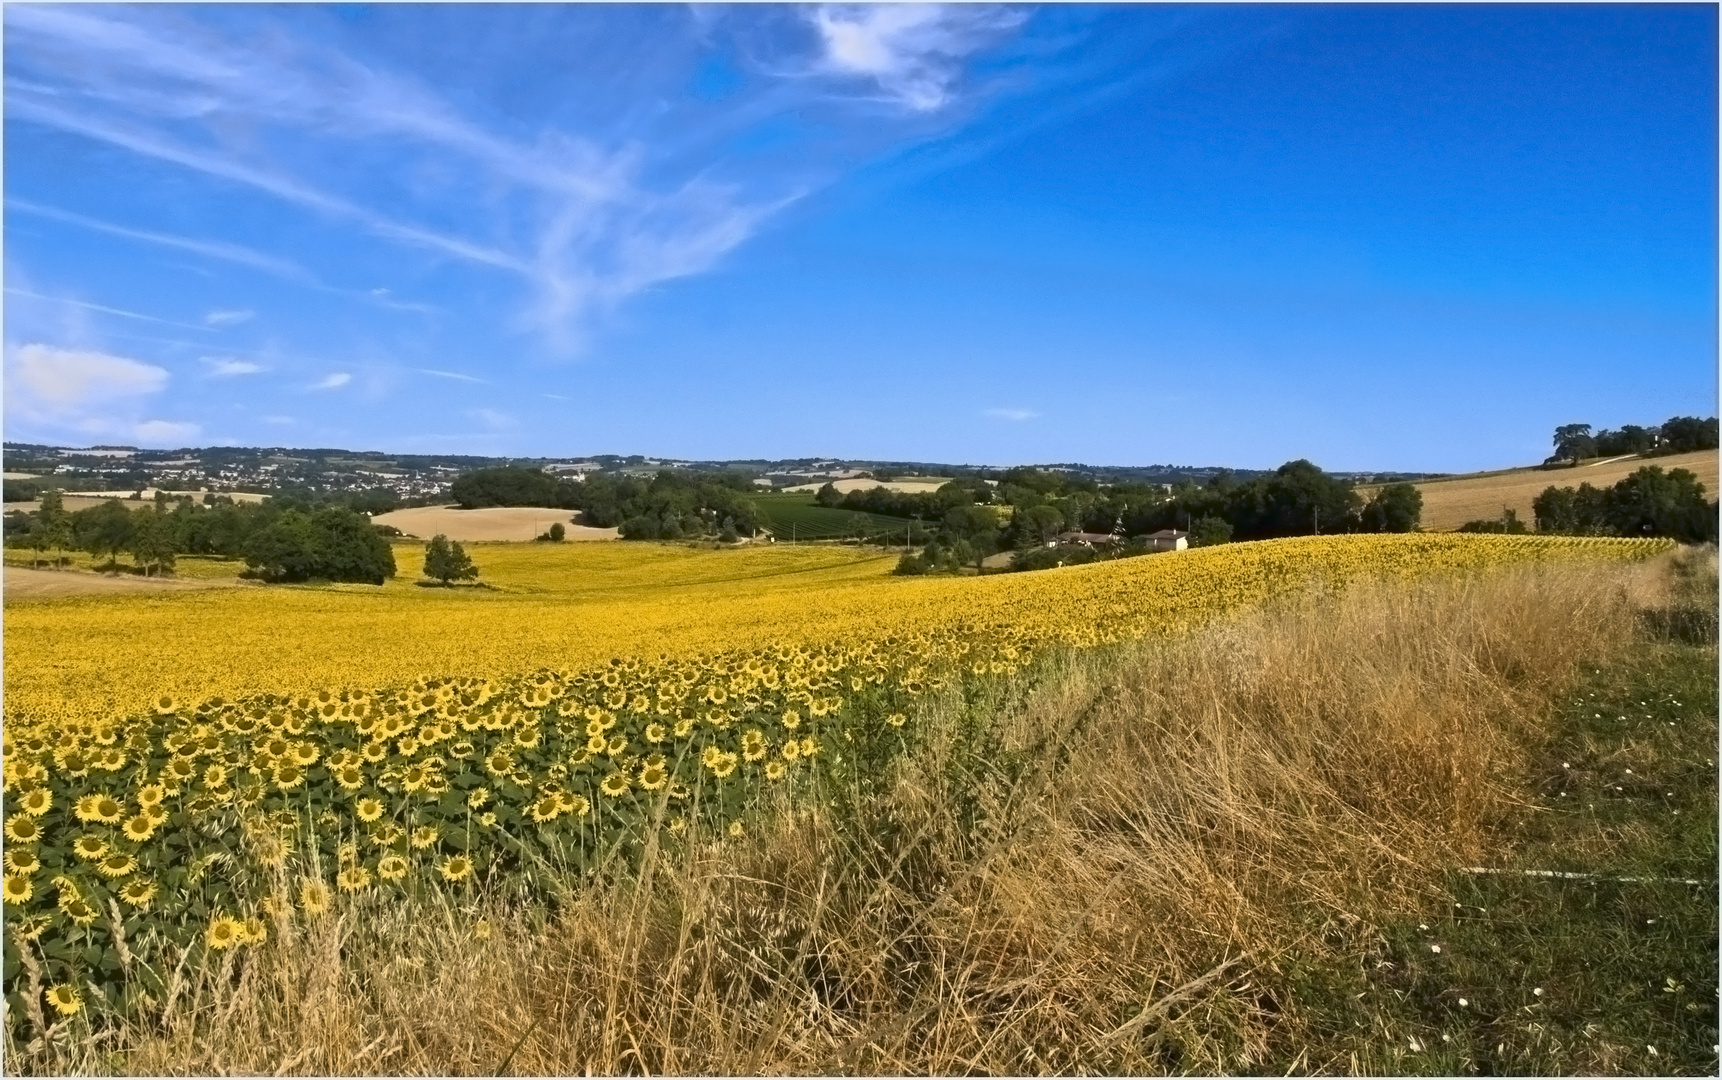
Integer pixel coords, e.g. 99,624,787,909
1388,450,1719,531
23,554,1679,1076
369,505,620,542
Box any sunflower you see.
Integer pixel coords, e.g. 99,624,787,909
166,757,198,784
674,718,695,739
741,730,766,762
144,802,169,824
355,797,385,823
243,917,268,945
61,896,98,926
2,874,33,904
396,737,419,758
558,792,590,818
438,855,474,882
781,739,801,761
293,742,319,766
135,782,166,808
98,854,137,879
473,919,492,941
781,709,801,730
72,835,109,861
668,815,687,835
207,915,246,950
467,787,492,809
401,766,429,792
119,878,158,908
273,763,305,791
377,855,409,882
450,740,476,760
153,695,180,715
644,722,667,744
410,825,439,850
337,841,359,865
528,795,561,823
336,767,365,792
301,881,331,915
886,713,908,728
728,820,745,838
800,737,819,758
5,847,40,875
638,762,668,790
45,983,82,1017
362,741,388,764
18,788,51,816
710,752,738,780
600,773,631,799
585,733,608,755
336,865,372,893
478,811,498,829
122,814,157,843
764,761,787,782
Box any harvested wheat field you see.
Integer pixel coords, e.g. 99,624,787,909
1370,450,1720,531
1,565,248,600
780,477,952,494
370,505,619,542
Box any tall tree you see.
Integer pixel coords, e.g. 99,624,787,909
1552,423,1596,465
423,534,479,585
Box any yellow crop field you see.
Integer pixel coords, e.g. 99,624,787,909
0,533,1675,1026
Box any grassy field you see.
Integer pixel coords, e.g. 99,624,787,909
12,544,1708,1075
1367,449,1719,531
748,491,921,541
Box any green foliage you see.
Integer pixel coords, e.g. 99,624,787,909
814,482,842,508
449,466,574,510
129,509,178,576
1359,482,1423,533
1534,466,1718,543
423,534,479,584
242,508,397,584
1188,515,1233,547
1552,423,1597,465
1459,508,1530,534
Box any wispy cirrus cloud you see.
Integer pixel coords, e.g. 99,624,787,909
417,368,488,384
311,372,352,391
3,287,210,332
3,4,1033,353
808,5,1028,111
7,198,316,282
204,308,253,326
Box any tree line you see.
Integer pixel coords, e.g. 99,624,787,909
1477,465,1719,545
1549,416,1717,464
450,466,763,542
4,491,396,584
894,461,1424,575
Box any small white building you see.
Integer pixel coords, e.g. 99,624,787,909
1147,528,1189,552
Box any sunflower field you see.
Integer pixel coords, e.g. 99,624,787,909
0,533,1674,1031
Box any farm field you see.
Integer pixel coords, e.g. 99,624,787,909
1,532,1703,1073
369,505,616,542
1370,449,1719,531
749,491,916,540
3,534,1668,730
779,476,952,494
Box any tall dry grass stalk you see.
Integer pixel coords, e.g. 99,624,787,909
15,554,1687,1075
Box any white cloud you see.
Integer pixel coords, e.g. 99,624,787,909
11,343,169,405
204,308,253,326
204,356,265,377
134,419,200,444
311,372,352,390
809,4,1027,111
417,368,488,384
985,407,1037,422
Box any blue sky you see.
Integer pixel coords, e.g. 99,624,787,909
4,3,1715,472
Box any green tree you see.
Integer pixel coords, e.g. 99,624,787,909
1188,515,1233,547
78,499,136,571
1552,423,1596,465
1016,504,1065,545
1359,482,1423,533
130,507,178,576
814,482,842,508
546,522,566,542
423,533,479,585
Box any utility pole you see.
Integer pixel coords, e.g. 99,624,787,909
1313,505,1319,535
